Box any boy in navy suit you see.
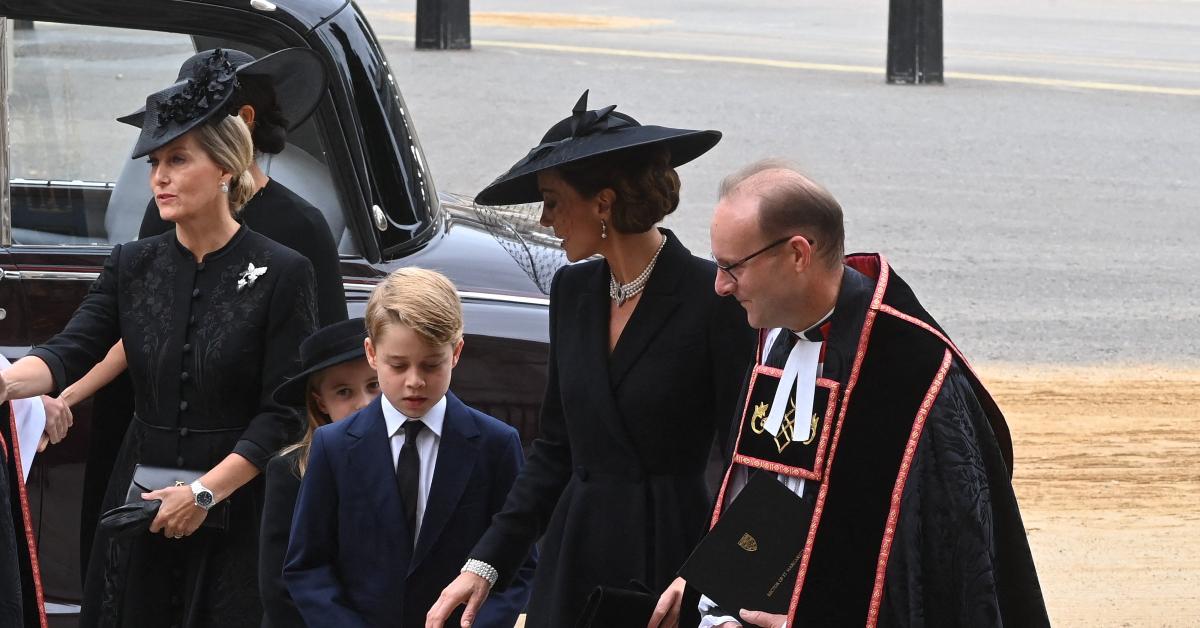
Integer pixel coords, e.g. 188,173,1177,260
284,267,534,627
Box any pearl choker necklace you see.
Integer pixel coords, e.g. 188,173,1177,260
609,235,667,306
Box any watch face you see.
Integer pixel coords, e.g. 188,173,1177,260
196,490,214,509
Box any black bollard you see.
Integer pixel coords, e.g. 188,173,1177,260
415,0,471,50
886,0,943,84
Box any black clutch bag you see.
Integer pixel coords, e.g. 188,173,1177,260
98,464,229,538
575,580,658,628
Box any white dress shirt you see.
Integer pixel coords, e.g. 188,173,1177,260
381,393,446,547
698,325,824,628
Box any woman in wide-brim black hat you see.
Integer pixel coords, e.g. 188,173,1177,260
428,91,756,628
0,48,321,628
260,318,378,628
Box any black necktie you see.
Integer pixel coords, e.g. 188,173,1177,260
396,420,426,541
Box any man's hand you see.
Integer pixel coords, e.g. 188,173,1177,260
40,395,73,449
647,576,687,628
738,609,788,627
426,571,491,627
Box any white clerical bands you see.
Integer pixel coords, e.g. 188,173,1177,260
461,558,499,588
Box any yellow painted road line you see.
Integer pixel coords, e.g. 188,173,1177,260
378,35,1200,97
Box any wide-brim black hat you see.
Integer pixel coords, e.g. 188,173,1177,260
474,90,722,206
119,47,327,158
273,318,368,406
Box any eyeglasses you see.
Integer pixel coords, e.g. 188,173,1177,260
713,235,813,284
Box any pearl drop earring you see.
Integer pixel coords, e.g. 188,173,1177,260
600,219,608,240
220,181,230,194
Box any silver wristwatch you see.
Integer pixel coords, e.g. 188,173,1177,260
190,480,215,511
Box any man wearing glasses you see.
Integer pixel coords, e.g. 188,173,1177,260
690,159,1049,628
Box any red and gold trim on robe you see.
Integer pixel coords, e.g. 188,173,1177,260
1,402,49,628
712,253,1011,628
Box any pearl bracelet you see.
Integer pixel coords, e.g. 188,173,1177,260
461,558,499,588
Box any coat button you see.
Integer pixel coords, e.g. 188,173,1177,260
179,400,189,411
192,288,201,298
182,343,191,353
179,427,189,437
175,456,184,467
196,262,206,271
180,371,189,382
188,315,195,325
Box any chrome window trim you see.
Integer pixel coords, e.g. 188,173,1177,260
12,271,551,307
1,18,11,248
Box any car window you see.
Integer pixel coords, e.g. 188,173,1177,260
7,20,196,246
5,22,355,255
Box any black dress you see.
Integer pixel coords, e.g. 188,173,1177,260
139,178,347,326
258,451,305,628
30,226,318,628
470,230,756,627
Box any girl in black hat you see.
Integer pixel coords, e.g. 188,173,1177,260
0,49,318,628
428,92,756,628
258,318,378,628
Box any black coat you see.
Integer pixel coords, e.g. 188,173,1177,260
30,227,318,628
471,229,755,628
259,452,305,628
139,178,347,326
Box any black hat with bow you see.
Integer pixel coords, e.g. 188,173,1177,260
474,90,722,206
120,47,326,159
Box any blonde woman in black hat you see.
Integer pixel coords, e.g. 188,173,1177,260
427,92,756,628
0,49,317,627
55,47,344,581
259,318,378,628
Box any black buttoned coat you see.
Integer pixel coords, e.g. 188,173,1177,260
30,226,317,628
471,229,756,628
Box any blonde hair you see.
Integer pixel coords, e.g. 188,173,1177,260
365,267,463,346
195,115,256,214
279,371,332,478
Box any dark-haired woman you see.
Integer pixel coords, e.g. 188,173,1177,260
427,92,756,628
0,49,317,627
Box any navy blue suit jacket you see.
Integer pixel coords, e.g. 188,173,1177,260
283,392,535,627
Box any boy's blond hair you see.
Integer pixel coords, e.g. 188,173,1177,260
365,267,464,345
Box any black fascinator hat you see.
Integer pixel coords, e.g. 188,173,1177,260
120,47,326,159
474,90,722,206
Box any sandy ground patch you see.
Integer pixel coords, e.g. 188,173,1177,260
983,365,1200,627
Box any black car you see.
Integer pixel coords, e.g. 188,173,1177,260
0,1,563,622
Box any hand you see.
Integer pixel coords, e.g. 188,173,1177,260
41,395,73,447
426,571,491,627
647,576,687,628
142,485,207,539
739,608,788,628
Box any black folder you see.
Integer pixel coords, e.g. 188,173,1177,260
678,473,810,615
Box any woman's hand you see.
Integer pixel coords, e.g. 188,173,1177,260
40,395,73,448
143,485,208,539
648,576,687,628
426,571,492,627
